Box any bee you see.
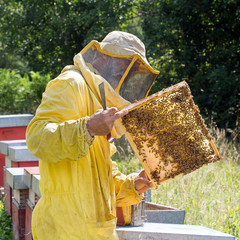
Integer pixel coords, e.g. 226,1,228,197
122,82,220,184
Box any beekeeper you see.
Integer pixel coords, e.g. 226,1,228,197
26,31,159,240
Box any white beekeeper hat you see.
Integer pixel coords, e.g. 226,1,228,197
99,31,152,69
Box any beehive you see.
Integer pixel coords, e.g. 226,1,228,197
122,81,220,188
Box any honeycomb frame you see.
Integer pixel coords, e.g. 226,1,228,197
122,81,221,188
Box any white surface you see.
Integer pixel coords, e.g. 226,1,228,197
0,139,26,155
32,174,41,197
8,145,38,162
6,167,28,189
117,223,235,240
0,114,33,127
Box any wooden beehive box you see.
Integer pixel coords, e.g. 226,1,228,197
121,81,220,188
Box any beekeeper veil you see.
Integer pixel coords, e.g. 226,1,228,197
80,31,159,103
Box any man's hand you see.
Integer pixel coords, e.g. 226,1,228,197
135,170,153,195
86,107,128,136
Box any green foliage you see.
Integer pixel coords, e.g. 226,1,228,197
112,135,135,161
139,0,240,129
0,50,30,76
0,0,239,130
0,0,135,76
116,156,142,175
0,68,51,114
0,69,23,114
112,135,142,175
224,206,240,239
0,201,12,240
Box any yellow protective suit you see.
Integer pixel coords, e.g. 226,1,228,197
26,53,143,240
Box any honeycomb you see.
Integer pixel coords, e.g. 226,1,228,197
122,81,220,188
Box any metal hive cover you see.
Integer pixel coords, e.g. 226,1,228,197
122,81,220,188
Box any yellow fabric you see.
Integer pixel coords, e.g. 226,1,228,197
26,54,143,240
122,206,132,225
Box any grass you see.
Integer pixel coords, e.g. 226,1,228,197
151,160,240,239
116,127,240,239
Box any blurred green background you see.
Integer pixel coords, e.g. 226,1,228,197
0,0,239,132
0,0,239,239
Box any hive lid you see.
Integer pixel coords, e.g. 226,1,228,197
121,81,220,188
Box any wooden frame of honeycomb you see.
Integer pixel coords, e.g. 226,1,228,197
121,81,221,189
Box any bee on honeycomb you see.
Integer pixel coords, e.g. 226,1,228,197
122,81,220,187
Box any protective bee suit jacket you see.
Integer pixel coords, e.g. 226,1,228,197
26,53,143,240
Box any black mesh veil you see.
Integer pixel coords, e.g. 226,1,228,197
82,42,158,102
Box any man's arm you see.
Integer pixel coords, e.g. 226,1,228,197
27,74,128,163
26,79,94,163
112,161,152,207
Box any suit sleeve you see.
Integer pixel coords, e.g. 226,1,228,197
111,161,143,207
26,78,94,163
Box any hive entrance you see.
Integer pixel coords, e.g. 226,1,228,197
122,81,220,188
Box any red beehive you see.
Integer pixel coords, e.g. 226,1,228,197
0,114,34,187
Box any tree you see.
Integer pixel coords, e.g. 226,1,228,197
0,68,51,114
1,0,239,130
139,0,240,129
0,0,135,75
